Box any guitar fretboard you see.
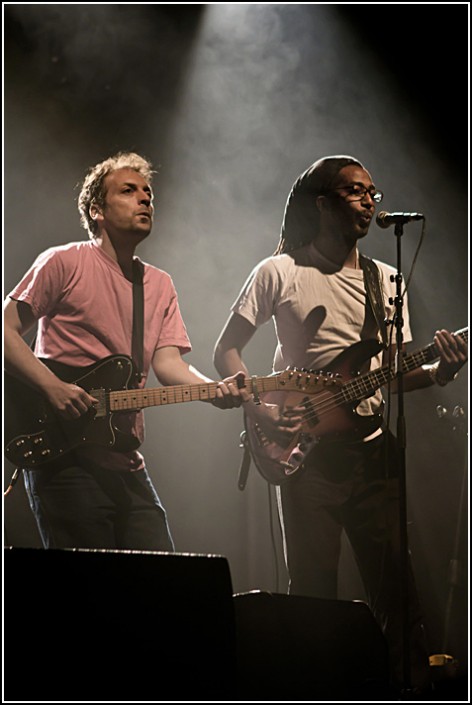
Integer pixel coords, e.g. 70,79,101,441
107,327,467,412
342,328,468,403
109,375,284,411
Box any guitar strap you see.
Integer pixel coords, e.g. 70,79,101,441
5,265,145,491
132,259,145,384
238,430,252,491
359,254,389,349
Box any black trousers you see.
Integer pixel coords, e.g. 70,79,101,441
23,456,174,552
276,431,431,692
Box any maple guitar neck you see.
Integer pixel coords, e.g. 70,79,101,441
110,325,469,413
108,373,292,412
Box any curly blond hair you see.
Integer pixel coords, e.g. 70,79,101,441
78,151,155,238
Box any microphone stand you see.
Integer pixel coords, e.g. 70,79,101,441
391,221,411,694
431,406,467,665
441,407,467,658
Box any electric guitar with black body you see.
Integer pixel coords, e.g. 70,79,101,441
4,354,329,468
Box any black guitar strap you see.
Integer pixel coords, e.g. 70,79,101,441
132,258,145,384
359,254,389,349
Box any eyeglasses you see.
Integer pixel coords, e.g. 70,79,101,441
329,184,384,204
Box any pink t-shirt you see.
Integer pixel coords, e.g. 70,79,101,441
9,240,192,471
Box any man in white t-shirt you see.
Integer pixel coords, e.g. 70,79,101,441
214,155,467,694
4,151,244,552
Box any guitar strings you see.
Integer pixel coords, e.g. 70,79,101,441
110,330,467,414
296,345,448,427
296,330,467,426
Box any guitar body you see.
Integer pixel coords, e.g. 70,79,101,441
4,326,467,477
244,339,385,485
4,355,140,467
4,354,332,469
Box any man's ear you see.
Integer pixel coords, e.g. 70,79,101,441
315,195,326,213
89,204,102,221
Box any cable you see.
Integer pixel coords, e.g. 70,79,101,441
267,482,281,592
4,468,20,497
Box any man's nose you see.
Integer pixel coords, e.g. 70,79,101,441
139,192,151,206
362,191,376,205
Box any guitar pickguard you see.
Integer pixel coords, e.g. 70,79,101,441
4,355,138,466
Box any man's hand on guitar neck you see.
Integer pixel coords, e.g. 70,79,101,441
434,329,468,384
210,371,248,410
243,398,304,448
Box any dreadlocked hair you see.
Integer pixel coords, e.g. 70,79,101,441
275,155,363,255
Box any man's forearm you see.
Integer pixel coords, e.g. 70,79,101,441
214,346,249,379
4,329,57,393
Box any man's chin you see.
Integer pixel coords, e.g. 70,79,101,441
132,226,152,240
356,225,370,239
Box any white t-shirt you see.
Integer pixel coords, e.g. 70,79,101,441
232,242,412,419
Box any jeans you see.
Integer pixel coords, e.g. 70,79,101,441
23,456,174,552
276,431,432,692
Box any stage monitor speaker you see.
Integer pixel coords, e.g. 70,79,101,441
4,547,236,702
233,590,391,700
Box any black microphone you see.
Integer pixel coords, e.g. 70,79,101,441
376,211,424,228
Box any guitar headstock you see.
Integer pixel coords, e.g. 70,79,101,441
274,367,342,393
455,327,468,345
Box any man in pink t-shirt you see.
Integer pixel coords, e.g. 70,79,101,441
4,151,245,551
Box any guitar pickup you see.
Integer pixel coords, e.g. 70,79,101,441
302,398,318,428
90,389,107,418
254,423,270,447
